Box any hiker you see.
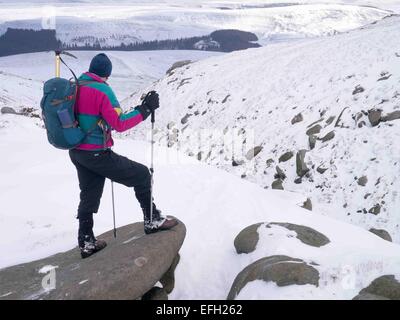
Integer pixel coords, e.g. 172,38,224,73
68,53,178,258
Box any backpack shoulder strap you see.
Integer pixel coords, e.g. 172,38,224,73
60,56,78,83
56,58,103,141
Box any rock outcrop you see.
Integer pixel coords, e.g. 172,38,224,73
309,135,317,150
234,223,263,254
291,113,303,125
369,228,392,242
279,151,294,163
301,198,313,211
227,255,320,299
368,109,382,127
357,176,368,187
166,60,192,75
1,107,17,115
272,179,284,190
234,222,329,255
296,150,309,177
306,124,322,136
353,275,400,300
246,146,263,160
0,220,185,300
320,131,335,143
268,223,330,247
381,110,400,122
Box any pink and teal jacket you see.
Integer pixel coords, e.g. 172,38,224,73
75,72,143,151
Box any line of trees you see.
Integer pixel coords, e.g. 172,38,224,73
63,30,261,53
0,28,261,57
63,35,209,51
0,28,61,57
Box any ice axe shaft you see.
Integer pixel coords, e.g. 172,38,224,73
55,53,61,77
54,50,77,78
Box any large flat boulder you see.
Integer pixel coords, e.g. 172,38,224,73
0,219,185,300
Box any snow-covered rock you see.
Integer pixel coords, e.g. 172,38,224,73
353,275,400,300
0,220,185,300
228,255,320,300
369,228,393,242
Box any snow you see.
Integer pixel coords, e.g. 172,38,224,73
0,50,221,103
236,281,323,300
0,292,13,298
1,1,400,300
123,15,400,243
0,1,393,46
1,113,400,299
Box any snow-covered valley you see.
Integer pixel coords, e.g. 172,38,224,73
0,1,395,46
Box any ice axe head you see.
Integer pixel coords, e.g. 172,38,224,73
54,50,77,77
54,50,77,59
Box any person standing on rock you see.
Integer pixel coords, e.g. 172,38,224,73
69,53,178,258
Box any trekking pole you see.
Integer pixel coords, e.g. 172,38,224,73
149,110,155,225
111,181,117,238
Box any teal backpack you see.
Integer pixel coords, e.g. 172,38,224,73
40,59,96,150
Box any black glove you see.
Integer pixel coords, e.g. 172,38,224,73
135,91,159,120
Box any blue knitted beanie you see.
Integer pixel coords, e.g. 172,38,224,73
89,53,112,77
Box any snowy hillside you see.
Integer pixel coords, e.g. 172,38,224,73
1,114,400,300
0,2,392,46
0,50,221,108
122,15,400,242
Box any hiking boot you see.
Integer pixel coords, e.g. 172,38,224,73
79,235,107,259
144,212,179,235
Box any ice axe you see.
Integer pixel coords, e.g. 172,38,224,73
54,50,77,78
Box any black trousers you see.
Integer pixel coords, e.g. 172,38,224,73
69,149,153,224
